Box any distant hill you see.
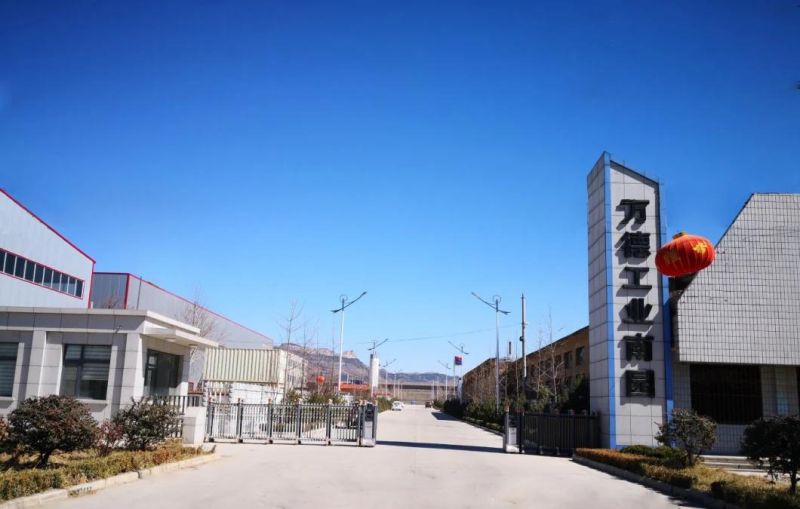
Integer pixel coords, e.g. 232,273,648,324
277,344,450,384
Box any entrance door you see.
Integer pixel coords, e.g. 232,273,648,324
144,350,181,396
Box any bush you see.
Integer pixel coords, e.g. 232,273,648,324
0,469,65,501
574,448,655,474
376,397,393,413
742,415,800,495
112,398,179,451
641,464,696,489
620,445,688,468
8,396,98,466
656,409,716,467
96,420,124,456
711,481,800,509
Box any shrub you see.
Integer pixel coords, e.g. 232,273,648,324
0,469,65,501
376,397,393,413
656,409,716,467
710,481,800,509
620,445,688,468
741,415,800,495
7,396,98,466
641,464,696,489
574,448,655,474
112,398,179,451
96,420,125,456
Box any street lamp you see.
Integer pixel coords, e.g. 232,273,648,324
381,358,396,397
471,292,510,411
331,291,367,394
437,360,452,399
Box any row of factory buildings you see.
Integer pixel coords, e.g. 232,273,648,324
461,154,800,454
0,188,312,420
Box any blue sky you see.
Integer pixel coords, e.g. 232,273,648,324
1,1,798,374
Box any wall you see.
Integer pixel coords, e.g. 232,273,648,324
0,191,94,308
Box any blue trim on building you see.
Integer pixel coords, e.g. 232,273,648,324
602,152,617,449
659,184,675,420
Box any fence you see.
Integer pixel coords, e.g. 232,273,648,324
505,411,600,455
151,395,205,439
205,402,377,446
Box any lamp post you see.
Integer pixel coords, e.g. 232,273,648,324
381,358,396,397
331,291,367,394
471,292,510,410
437,360,452,399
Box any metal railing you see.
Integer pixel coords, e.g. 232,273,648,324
205,402,377,446
505,410,600,455
147,395,204,439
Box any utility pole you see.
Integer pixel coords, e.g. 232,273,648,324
331,292,367,394
381,358,396,397
471,292,510,411
520,293,527,382
447,341,469,401
437,360,451,399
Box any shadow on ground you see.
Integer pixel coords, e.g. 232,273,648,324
378,440,501,453
430,411,457,421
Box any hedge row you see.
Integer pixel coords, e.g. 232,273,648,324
575,448,799,509
0,442,204,502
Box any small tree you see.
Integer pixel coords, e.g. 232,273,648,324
8,395,98,466
656,408,717,467
741,415,800,494
112,398,179,451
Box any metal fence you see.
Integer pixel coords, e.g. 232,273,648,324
205,402,377,446
506,411,600,455
150,395,204,439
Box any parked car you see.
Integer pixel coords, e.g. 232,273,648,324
391,401,404,411
424,401,432,408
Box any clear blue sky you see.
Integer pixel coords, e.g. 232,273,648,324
1,1,798,374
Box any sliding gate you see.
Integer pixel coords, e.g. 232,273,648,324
206,402,377,446
504,411,600,455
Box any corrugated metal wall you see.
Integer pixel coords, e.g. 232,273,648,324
204,348,286,384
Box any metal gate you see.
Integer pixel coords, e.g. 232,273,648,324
505,411,600,455
205,402,377,446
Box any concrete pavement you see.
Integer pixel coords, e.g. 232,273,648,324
51,406,697,508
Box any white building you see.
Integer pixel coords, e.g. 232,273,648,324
0,190,94,308
203,348,306,404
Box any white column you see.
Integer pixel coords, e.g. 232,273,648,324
118,333,144,405
23,330,47,399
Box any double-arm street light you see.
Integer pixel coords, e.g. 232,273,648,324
331,291,367,394
471,292,510,410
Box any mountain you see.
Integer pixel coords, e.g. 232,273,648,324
277,344,450,384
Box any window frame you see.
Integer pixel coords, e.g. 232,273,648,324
60,344,112,400
144,349,182,396
0,343,18,398
0,247,84,299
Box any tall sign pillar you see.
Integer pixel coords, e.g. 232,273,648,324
587,152,671,448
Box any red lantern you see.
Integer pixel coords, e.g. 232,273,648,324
655,232,715,277
315,375,325,385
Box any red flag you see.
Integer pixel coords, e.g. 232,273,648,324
454,355,463,366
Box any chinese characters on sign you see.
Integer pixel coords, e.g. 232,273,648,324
618,199,655,397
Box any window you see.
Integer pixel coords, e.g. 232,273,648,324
564,351,572,369
61,345,111,400
690,364,762,424
3,253,14,274
575,347,585,366
13,258,24,278
0,343,18,397
0,248,84,298
144,350,181,396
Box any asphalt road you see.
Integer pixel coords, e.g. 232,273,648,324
52,406,697,509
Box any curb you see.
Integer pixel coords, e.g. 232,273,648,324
572,455,740,509
0,453,219,509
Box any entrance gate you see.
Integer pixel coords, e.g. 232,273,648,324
504,410,600,455
205,402,377,446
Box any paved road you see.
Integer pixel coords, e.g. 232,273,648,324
53,406,696,508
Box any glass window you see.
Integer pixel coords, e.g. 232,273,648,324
13,258,25,278
0,343,18,397
60,345,111,400
34,264,44,284
43,267,53,287
58,272,68,293
0,251,4,270
51,271,60,290
564,351,572,368
144,350,181,396
3,253,14,275
691,364,762,424
575,347,585,366
66,277,76,296
24,261,35,281
75,280,83,298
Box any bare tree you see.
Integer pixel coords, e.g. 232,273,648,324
181,288,226,385
277,301,307,398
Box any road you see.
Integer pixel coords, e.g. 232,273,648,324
52,406,696,509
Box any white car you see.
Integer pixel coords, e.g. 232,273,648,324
391,401,404,411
